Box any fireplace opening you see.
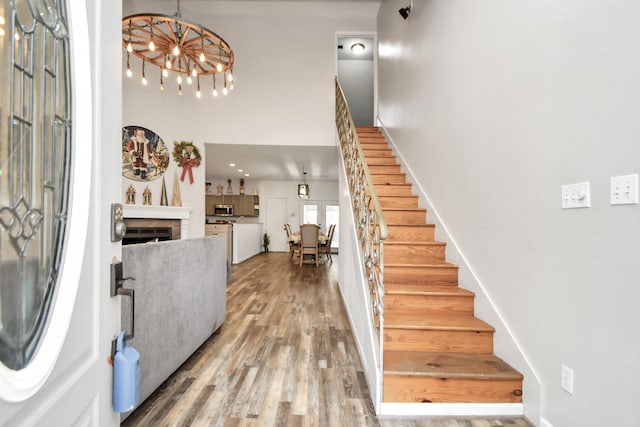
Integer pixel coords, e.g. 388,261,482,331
123,218,181,245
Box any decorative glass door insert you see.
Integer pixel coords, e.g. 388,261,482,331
0,1,72,370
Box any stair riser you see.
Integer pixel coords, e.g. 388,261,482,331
386,225,434,241
368,165,402,174
383,210,427,225
362,147,397,158
370,186,413,197
383,377,522,403
385,295,474,316
384,267,458,286
385,244,446,263
371,174,406,184
366,157,400,169
384,329,493,353
361,143,390,151
379,197,419,209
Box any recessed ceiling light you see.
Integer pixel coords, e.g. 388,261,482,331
229,163,236,167
237,169,243,172
244,173,250,177
351,43,365,54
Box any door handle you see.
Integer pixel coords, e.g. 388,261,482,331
111,261,135,340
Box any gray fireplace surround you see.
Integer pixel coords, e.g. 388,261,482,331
121,235,226,417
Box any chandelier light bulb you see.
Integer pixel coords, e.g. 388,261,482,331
166,59,172,70
212,88,218,97
173,45,180,56
177,74,182,84
178,84,183,96
160,82,165,91
142,76,148,85
196,90,202,98
126,68,132,78
162,68,168,77
186,75,193,85
216,63,223,72
191,68,197,77
127,41,132,53
229,81,234,91
149,40,155,51
228,72,233,83
223,87,228,95
199,51,206,63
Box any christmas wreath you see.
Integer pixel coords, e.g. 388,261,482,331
173,141,202,184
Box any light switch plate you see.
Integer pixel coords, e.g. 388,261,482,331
610,174,638,205
561,182,590,209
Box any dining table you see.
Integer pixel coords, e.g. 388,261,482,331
288,232,328,245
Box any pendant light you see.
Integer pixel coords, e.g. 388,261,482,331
298,168,310,199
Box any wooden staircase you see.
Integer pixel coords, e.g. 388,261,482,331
356,126,523,404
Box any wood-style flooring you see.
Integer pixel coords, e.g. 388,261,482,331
122,252,532,427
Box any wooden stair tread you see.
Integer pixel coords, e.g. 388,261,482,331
386,223,434,229
384,351,523,381
385,261,457,268
385,240,445,247
385,284,474,297
381,206,426,212
385,313,494,332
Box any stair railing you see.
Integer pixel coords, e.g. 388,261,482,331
335,78,387,381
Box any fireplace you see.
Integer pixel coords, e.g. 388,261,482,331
123,218,181,245
122,205,192,245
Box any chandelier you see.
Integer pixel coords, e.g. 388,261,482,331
123,0,235,98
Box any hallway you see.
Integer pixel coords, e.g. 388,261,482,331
122,252,531,427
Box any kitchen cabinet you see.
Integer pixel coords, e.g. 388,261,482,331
207,194,259,217
205,223,233,269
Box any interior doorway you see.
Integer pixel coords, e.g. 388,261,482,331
336,34,376,126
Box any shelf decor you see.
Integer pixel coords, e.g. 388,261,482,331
172,141,201,184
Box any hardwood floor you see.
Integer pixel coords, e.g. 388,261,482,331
122,252,532,427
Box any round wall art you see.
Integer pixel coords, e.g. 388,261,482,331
122,125,170,181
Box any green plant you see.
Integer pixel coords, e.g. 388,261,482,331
263,232,270,252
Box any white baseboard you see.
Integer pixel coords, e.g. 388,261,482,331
540,417,554,427
378,403,524,418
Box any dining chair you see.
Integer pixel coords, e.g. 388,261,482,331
319,224,335,263
284,223,300,262
299,224,319,267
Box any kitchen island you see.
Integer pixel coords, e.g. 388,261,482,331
232,223,263,264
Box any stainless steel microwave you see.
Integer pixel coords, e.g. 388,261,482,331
214,204,234,216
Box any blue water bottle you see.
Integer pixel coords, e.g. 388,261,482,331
113,331,140,413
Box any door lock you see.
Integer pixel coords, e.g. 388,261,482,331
111,203,127,242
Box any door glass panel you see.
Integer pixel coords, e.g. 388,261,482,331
302,203,318,225
0,1,72,370
324,203,339,249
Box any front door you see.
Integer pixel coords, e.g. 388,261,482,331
0,1,121,425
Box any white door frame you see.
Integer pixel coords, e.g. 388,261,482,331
0,1,122,425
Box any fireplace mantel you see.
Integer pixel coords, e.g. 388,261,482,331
123,206,192,239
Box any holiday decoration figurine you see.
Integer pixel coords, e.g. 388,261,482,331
126,185,136,204
143,186,152,205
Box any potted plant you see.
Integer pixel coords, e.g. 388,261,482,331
263,232,270,253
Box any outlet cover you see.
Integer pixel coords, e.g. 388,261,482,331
561,364,574,394
610,174,639,205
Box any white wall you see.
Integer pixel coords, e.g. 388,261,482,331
123,0,378,146
122,0,376,238
378,1,640,426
